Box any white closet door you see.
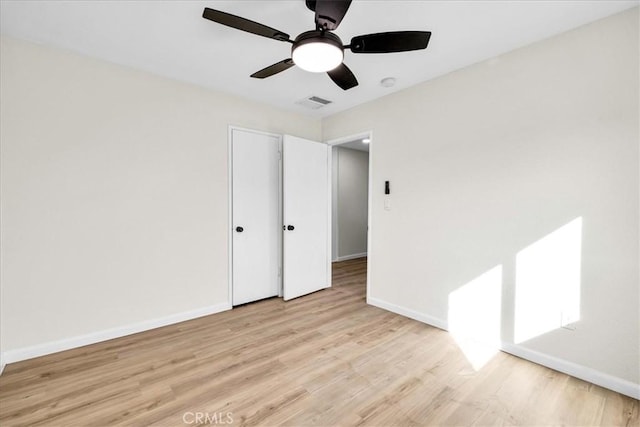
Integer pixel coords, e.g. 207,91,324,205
232,129,280,305
283,135,330,300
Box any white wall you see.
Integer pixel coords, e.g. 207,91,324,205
332,147,369,260
0,36,321,358
323,7,639,395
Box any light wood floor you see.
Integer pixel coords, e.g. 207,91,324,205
0,258,637,426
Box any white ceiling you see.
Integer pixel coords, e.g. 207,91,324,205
1,1,636,118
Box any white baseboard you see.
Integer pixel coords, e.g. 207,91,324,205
1,302,231,368
367,296,448,331
501,343,640,400
0,352,5,376
367,296,640,400
334,252,367,262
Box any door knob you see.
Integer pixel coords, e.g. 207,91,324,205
235,226,244,232
287,225,295,231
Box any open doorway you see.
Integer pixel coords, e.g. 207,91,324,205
328,132,372,299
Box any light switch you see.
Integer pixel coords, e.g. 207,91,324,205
384,199,391,211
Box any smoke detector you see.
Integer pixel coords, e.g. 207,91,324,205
380,77,396,87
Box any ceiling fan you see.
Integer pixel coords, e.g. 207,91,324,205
202,0,432,90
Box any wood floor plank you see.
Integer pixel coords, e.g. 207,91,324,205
0,257,638,426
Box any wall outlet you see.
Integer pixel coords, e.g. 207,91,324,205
561,312,577,330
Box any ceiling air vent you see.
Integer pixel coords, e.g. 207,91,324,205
295,95,332,110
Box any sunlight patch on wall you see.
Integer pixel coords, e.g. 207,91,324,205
448,265,503,371
515,217,582,344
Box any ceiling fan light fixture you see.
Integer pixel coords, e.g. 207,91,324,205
292,31,344,73
202,4,432,91
293,43,343,72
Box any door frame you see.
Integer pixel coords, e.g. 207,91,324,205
326,131,373,301
228,126,284,307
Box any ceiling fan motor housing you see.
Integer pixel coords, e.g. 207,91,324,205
292,30,343,53
292,30,344,49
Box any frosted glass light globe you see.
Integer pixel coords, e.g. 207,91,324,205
292,42,343,73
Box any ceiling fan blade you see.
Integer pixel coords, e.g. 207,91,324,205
251,59,295,79
327,63,358,90
350,31,431,54
314,0,352,31
202,8,291,42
